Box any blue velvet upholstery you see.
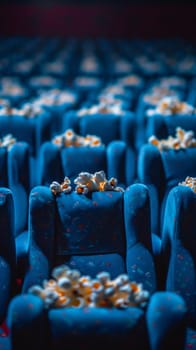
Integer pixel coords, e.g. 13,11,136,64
0,143,30,275
63,111,136,181
146,291,187,350
38,140,134,188
7,295,47,350
64,111,135,148
22,184,157,297
161,186,196,330
0,188,16,324
138,144,196,237
146,114,196,142
6,293,148,350
135,90,184,151
0,112,52,187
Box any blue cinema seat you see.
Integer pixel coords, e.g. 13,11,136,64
0,188,16,350
161,185,196,349
0,142,30,276
0,188,16,324
6,183,157,350
63,111,137,181
146,291,188,350
37,139,135,189
0,110,52,187
137,145,196,237
146,113,196,142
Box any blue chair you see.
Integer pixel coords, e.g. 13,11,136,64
0,187,16,347
146,113,196,143
138,145,196,237
64,111,137,181
7,142,31,277
161,185,196,349
0,110,52,187
146,291,187,350
6,293,147,350
37,139,135,189
22,183,157,294
8,183,157,350
135,89,184,151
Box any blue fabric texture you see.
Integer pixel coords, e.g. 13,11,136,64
124,184,157,293
0,188,16,323
38,140,134,188
7,294,46,350
161,185,196,329
146,114,196,142
6,293,148,350
138,144,196,237
55,191,125,256
0,148,8,187
146,291,187,350
22,184,157,298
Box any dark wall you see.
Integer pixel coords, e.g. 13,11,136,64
0,1,195,39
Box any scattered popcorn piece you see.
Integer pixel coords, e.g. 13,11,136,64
0,134,17,150
28,265,149,309
179,176,196,193
50,177,72,195
148,127,196,151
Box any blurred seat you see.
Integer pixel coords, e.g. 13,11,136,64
161,185,196,349
138,145,196,237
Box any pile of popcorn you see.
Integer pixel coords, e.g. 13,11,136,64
179,176,196,193
0,103,43,118
52,129,102,148
0,134,16,149
34,89,76,106
118,74,143,87
50,170,124,195
77,103,124,116
147,96,195,116
148,127,196,151
144,86,179,106
28,265,149,309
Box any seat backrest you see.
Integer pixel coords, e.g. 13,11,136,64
80,114,121,145
0,187,16,322
55,190,125,257
38,142,107,185
146,114,196,141
161,185,196,327
0,142,30,235
0,116,36,155
138,144,196,235
0,147,8,187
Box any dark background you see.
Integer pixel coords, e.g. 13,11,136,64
0,0,195,39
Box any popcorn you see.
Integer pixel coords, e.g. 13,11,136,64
148,127,196,151
50,177,72,195
179,176,196,193
147,96,195,116
34,89,76,106
0,134,17,150
118,74,142,86
77,103,124,116
144,86,179,106
28,265,149,309
52,129,102,148
0,103,42,119
74,170,124,194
